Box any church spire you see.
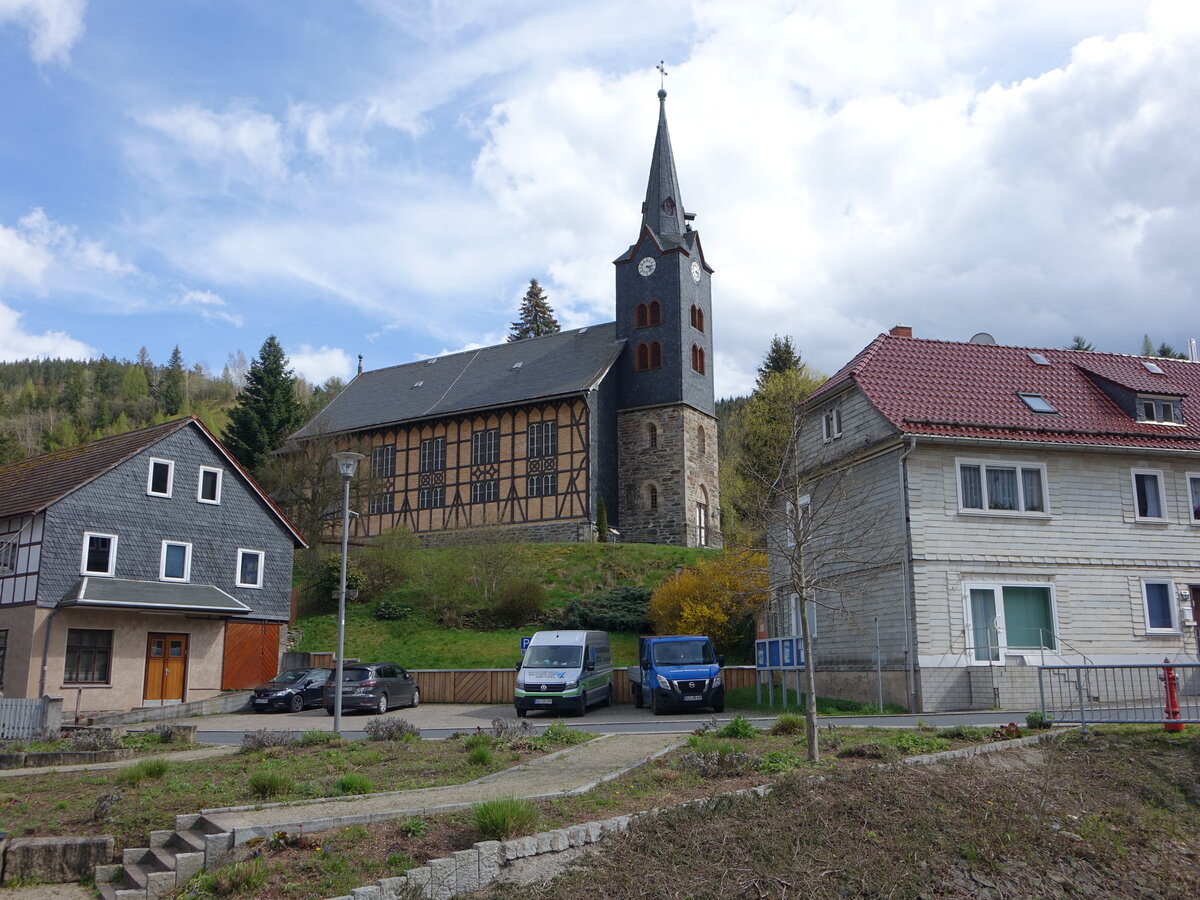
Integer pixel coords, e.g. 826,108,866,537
640,78,686,239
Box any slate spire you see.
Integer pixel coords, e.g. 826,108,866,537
640,88,686,238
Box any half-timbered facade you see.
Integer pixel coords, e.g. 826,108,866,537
292,89,722,548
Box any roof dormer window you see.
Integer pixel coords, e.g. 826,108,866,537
1137,396,1183,425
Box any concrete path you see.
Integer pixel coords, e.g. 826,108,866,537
203,731,682,838
0,745,237,778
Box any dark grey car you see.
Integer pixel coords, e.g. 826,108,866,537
323,662,419,715
251,666,332,713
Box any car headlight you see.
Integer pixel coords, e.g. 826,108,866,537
515,673,524,688
656,674,671,691
712,673,723,688
564,681,578,690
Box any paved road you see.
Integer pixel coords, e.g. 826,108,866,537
165,702,1037,744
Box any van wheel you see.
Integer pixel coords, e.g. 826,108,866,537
712,699,724,713
652,693,664,716
634,688,644,709
516,707,527,718
577,692,588,717
601,683,612,707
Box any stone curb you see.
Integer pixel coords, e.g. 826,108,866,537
328,729,1060,899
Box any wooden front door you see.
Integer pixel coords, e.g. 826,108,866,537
144,633,188,704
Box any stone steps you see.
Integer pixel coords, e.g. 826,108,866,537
94,815,231,900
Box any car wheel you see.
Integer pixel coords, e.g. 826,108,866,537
289,694,304,713
409,687,420,709
516,707,527,718
325,707,335,717
376,693,388,715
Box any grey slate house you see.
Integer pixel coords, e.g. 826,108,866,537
766,327,1200,712
0,417,306,715
292,89,721,549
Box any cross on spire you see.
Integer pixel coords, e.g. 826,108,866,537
657,60,668,92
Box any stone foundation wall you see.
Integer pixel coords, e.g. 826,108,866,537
416,520,592,549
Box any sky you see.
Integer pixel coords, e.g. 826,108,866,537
1,1,1197,398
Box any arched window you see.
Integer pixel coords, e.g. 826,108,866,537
636,343,649,371
648,301,662,326
649,341,662,369
648,484,659,511
690,304,704,332
691,345,705,374
648,423,658,449
697,486,709,546
635,303,649,328
697,425,706,456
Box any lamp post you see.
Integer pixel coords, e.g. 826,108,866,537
331,450,364,736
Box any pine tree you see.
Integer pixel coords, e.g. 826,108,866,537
596,496,609,543
755,335,803,390
160,346,185,416
507,279,561,342
1067,335,1094,352
222,336,306,474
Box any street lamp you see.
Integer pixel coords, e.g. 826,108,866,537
331,450,365,735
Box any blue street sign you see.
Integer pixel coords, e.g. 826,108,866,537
520,636,533,651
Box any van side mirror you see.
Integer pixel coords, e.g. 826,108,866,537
641,660,650,670
585,659,595,671
515,660,523,671
717,655,725,667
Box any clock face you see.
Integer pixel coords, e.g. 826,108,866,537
638,256,656,276
691,260,701,283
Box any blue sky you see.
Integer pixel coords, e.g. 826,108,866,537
2,1,1198,397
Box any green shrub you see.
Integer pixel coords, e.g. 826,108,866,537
758,749,805,773
299,730,339,746
770,713,805,736
544,586,652,632
373,597,413,621
247,770,293,799
472,797,539,841
116,758,169,785
462,733,493,751
364,717,420,742
466,745,493,766
716,715,758,739
358,526,420,600
836,742,899,761
536,721,590,749
314,554,367,613
936,725,989,742
195,858,269,896
1025,710,1053,730
888,731,950,755
334,772,373,795
490,579,547,628
398,817,428,837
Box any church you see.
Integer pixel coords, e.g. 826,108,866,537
291,88,720,549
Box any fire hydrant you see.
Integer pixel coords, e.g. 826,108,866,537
1160,658,1184,732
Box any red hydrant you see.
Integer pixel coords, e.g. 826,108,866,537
1160,658,1184,732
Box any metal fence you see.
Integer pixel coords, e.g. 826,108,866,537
1038,663,1200,733
0,697,52,740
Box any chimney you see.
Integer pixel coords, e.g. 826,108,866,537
357,354,363,376
889,325,913,338
1189,338,1198,363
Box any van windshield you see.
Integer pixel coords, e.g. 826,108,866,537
652,640,715,666
523,645,583,668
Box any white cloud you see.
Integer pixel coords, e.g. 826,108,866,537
0,300,95,361
288,344,354,385
0,220,52,289
137,104,289,180
176,289,243,327
0,0,87,65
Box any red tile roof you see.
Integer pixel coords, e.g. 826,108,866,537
808,334,1200,450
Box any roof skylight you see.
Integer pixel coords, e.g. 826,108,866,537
425,358,437,366
1028,353,1050,366
511,362,523,370
1018,392,1057,414
412,381,423,388
1142,361,1165,374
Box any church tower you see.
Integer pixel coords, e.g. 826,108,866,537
614,87,720,548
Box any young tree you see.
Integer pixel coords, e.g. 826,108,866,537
755,334,804,390
596,496,609,543
507,279,561,342
222,336,306,474
160,346,185,416
649,551,768,656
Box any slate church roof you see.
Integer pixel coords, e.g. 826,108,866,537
292,323,626,439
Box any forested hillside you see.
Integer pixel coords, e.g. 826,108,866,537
0,346,342,465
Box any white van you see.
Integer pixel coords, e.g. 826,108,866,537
514,630,613,717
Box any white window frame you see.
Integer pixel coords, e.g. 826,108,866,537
236,549,264,589
1141,579,1179,633
159,540,192,582
955,458,1050,516
0,535,16,576
197,466,223,505
81,532,118,577
1187,472,1200,525
1131,468,1167,522
962,581,1059,665
1136,395,1183,425
146,458,174,497
821,407,842,442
